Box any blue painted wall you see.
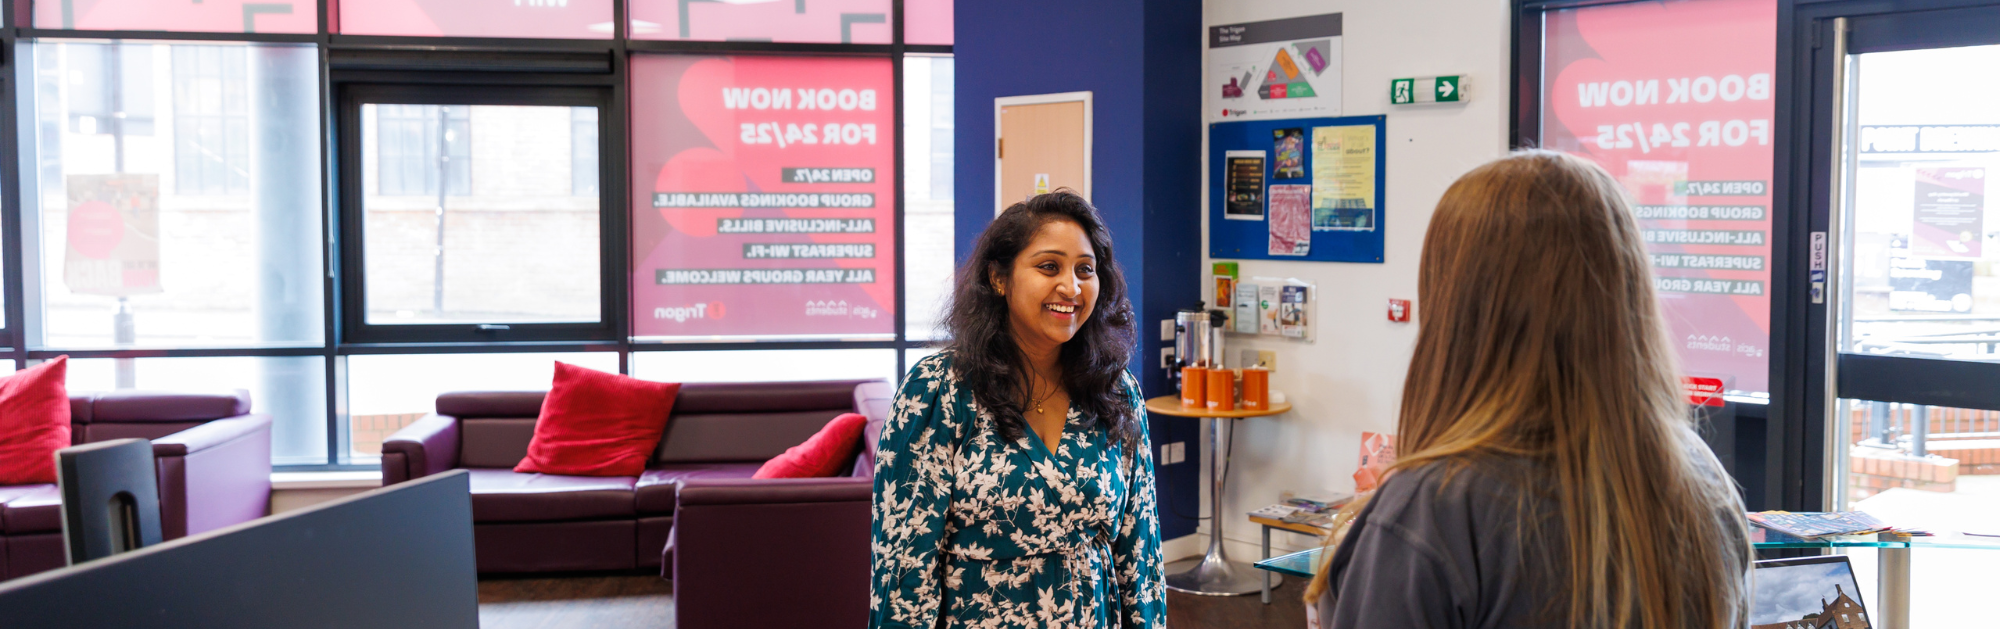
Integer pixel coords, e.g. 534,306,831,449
955,0,1204,540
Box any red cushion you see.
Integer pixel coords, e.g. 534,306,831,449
0,357,72,485
515,362,680,478
753,412,868,479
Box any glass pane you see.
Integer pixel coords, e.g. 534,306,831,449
337,0,615,39
629,0,890,44
361,104,602,325
64,355,329,466
631,348,895,384
1539,0,1778,397
33,42,324,350
903,346,941,379
345,352,619,460
36,0,315,34
629,54,897,341
903,56,954,341
1842,46,2000,361
1834,398,1995,626
904,0,953,45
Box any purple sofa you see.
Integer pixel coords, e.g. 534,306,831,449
0,390,273,581
380,379,892,577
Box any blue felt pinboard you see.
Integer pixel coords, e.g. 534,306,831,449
1208,114,1386,263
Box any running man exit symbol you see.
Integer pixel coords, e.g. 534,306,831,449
1390,78,1414,105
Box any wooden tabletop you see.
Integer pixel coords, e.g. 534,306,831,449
1144,395,1291,418
1249,514,1333,537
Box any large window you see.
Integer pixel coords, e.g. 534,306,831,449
1536,0,1777,398
30,41,324,350
17,2,952,470
355,101,599,329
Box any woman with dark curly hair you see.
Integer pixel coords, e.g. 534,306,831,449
868,191,1165,628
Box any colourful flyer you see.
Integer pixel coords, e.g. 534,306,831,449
1267,184,1312,256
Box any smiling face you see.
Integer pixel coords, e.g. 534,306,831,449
993,219,1100,355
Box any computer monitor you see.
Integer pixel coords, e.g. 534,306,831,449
0,471,477,628
1752,555,1873,629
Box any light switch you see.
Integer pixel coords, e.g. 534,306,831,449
1160,319,1176,341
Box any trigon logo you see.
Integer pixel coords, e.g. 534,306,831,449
654,302,725,322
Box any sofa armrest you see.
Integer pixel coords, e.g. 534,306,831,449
670,477,872,629
152,414,270,457
381,414,460,485
153,414,272,540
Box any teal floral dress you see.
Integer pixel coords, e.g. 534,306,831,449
869,351,1166,629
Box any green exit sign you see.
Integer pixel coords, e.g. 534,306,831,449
1390,75,1468,105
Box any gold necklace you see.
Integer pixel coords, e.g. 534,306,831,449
1027,371,1061,415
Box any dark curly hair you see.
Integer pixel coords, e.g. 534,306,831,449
944,190,1141,451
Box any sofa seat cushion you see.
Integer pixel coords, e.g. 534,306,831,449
635,463,761,514
0,484,61,534
467,469,637,523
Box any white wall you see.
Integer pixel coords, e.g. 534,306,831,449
1189,0,1512,560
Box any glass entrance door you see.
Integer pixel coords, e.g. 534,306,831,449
1825,6,2000,626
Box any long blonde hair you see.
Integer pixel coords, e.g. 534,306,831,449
1304,151,1750,628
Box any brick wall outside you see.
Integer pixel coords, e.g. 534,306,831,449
1843,403,2000,501
350,412,427,456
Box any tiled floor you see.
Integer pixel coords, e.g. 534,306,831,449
475,571,1310,628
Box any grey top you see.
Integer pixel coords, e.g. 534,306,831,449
1315,455,1561,629
1314,454,1748,629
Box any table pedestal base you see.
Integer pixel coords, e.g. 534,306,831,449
1165,556,1271,596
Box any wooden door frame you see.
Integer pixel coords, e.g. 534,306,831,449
993,91,1093,214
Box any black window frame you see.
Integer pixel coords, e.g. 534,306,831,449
334,79,625,345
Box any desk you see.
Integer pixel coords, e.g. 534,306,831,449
1145,395,1292,596
1253,531,2000,628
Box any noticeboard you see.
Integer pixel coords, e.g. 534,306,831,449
1208,114,1386,263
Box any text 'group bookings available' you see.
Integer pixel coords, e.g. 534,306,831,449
630,55,895,339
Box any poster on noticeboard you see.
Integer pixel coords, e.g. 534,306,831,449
629,55,896,340
1540,0,1777,396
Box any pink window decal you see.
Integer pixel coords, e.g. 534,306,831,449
628,0,890,44
37,0,316,34
904,0,952,45
337,0,615,39
629,55,898,340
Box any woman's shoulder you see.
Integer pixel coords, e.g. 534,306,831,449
1368,455,1552,524
906,349,959,384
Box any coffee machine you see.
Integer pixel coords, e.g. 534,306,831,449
1169,304,1229,389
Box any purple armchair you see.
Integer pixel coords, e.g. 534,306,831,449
669,380,889,628
0,390,272,581
380,379,892,578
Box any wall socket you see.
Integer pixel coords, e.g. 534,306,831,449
1241,349,1277,372
1167,441,1186,464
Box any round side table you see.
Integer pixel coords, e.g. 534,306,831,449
1145,395,1292,596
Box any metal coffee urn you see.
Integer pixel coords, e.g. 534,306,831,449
1171,305,1229,386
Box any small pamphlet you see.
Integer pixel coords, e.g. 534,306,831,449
1279,285,1308,338
1355,432,1397,493
1233,284,1259,333
1272,127,1306,179
1212,262,1238,308
1258,285,1281,335
1746,511,1893,539
1268,184,1312,256
1224,150,1267,220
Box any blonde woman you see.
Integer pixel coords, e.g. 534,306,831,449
1306,151,1752,628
